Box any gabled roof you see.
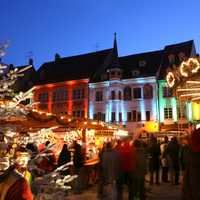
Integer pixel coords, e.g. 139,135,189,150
13,64,37,92
157,40,196,79
119,50,164,79
35,39,197,85
36,49,112,85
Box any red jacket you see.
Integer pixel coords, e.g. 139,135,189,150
5,178,33,200
118,142,136,172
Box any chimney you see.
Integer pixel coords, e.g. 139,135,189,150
55,53,61,61
29,58,33,65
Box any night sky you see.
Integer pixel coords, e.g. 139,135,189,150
1,0,200,69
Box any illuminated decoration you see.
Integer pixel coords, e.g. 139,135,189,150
144,121,159,132
180,58,200,77
166,57,200,89
0,64,32,98
192,103,200,120
166,71,176,88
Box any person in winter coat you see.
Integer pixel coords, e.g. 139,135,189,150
57,144,71,175
0,140,33,200
166,137,180,185
116,137,136,200
100,142,119,199
134,140,147,200
148,136,161,185
73,140,84,194
160,136,169,183
182,129,200,200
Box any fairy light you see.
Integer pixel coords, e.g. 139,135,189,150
180,93,200,97
177,88,200,92
166,71,176,88
186,80,200,84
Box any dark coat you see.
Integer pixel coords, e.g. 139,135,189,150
182,150,200,200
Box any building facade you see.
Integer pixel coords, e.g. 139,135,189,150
30,36,198,134
33,79,89,117
89,76,158,133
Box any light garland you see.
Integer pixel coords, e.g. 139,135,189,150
166,71,176,88
180,58,200,77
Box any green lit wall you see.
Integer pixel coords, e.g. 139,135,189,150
158,80,178,123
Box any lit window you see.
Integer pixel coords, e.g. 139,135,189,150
95,91,103,101
111,91,115,100
133,88,141,99
124,87,132,100
164,108,173,119
143,84,153,99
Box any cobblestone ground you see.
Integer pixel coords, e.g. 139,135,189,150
66,182,181,200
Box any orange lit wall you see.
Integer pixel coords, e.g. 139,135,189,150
33,79,89,117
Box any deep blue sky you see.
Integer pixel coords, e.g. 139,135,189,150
1,0,200,69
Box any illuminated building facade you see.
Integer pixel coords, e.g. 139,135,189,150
32,36,198,133
33,79,89,117
157,40,197,131
33,49,112,117
89,35,162,133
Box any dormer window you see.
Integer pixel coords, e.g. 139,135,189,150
168,54,175,64
178,52,186,62
107,68,122,80
138,60,146,67
132,70,140,77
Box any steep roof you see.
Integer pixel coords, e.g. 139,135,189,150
13,64,37,92
157,40,196,79
119,50,164,79
36,49,112,85
35,40,197,85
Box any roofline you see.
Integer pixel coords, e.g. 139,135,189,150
34,78,89,89
41,48,113,66
120,49,164,59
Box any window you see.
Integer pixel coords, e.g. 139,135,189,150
137,111,141,121
72,88,84,100
38,92,48,102
95,91,103,101
163,87,173,98
111,90,115,100
132,110,136,122
111,112,116,122
93,114,97,120
143,84,153,99
94,112,105,121
124,87,132,100
118,91,122,100
102,113,106,122
168,54,175,64
146,111,151,121
52,88,68,102
164,108,173,119
138,60,146,67
119,112,122,122
127,112,132,122
133,88,141,99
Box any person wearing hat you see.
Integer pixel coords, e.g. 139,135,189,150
0,135,33,200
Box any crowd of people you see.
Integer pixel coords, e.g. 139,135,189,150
96,130,200,200
0,128,200,200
